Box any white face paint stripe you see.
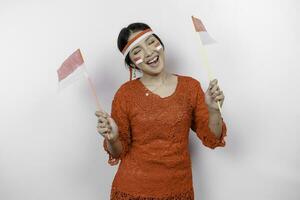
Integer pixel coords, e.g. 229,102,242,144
156,44,162,51
134,58,143,65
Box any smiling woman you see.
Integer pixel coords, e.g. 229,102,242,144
117,23,165,80
96,22,227,200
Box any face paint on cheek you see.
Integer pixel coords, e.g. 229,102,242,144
133,57,143,65
155,43,162,51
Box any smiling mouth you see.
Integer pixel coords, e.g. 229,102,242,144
146,56,159,65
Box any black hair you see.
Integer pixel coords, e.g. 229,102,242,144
117,22,165,72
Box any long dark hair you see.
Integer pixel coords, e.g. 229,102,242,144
117,22,165,72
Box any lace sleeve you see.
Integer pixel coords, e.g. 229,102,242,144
190,80,227,149
103,88,132,166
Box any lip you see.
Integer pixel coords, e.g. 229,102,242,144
147,56,160,67
146,55,159,64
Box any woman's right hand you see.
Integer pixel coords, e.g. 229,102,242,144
95,110,119,143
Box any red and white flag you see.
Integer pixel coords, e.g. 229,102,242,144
191,16,216,45
57,48,102,111
57,49,87,90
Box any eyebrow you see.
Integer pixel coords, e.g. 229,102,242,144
131,35,155,52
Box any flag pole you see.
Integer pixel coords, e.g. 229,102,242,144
82,67,102,111
80,51,103,112
196,33,222,114
80,51,111,140
192,16,222,114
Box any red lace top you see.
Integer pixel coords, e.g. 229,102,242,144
103,74,227,199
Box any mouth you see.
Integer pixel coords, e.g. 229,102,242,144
146,55,159,67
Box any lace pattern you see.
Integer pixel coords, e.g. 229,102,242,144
110,187,194,200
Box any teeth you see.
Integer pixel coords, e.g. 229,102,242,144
147,56,158,64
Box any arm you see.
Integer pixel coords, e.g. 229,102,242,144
190,80,227,149
104,136,123,159
103,88,132,165
208,108,223,139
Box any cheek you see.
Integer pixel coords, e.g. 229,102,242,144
133,57,143,65
155,43,162,51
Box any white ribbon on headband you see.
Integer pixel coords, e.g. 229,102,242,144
122,31,154,57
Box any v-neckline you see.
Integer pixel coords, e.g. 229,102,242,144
136,73,181,100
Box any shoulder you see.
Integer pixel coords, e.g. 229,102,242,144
113,80,135,100
178,74,201,89
178,74,205,102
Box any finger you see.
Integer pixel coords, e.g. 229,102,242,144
209,81,215,89
210,84,220,94
215,93,224,101
98,122,110,131
209,78,217,84
97,127,109,132
102,133,111,140
103,112,110,118
97,122,106,128
98,117,108,124
212,90,221,98
102,132,111,140
215,95,224,101
98,110,109,118
97,127,110,136
107,117,114,129
209,81,217,90
98,116,108,124
210,78,217,85
95,110,104,116
213,79,218,84
95,110,108,117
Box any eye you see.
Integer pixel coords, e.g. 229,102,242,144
134,50,141,55
149,40,155,45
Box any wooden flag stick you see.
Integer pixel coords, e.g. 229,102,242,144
196,32,222,114
78,51,103,112
82,67,102,111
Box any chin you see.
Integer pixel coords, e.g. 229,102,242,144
148,64,164,74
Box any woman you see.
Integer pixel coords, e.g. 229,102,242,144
95,22,227,200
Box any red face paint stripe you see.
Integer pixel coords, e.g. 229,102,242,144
133,57,141,61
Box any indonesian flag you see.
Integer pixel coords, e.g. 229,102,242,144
57,48,102,111
57,49,87,91
191,16,216,45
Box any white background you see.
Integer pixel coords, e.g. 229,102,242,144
0,0,299,199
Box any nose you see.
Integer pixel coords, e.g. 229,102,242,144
144,47,153,57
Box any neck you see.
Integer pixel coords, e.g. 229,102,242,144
140,70,170,86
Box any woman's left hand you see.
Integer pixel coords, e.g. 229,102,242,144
205,79,225,111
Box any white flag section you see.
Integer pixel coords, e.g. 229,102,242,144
198,31,217,45
57,63,89,92
57,49,102,111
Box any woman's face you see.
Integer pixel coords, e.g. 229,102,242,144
128,31,165,76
